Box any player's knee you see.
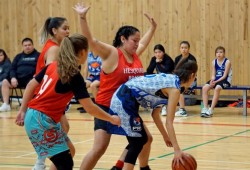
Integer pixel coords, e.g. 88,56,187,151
90,84,98,91
2,79,10,87
202,85,209,91
92,140,109,157
62,123,70,133
214,86,222,91
93,144,108,156
146,132,153,144
68,141,75,157
50,150,73,170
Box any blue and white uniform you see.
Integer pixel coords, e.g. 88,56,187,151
214,58,232,83
107,73,181,137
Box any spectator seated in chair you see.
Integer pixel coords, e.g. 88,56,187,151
0,38,39,112
0,49,11,99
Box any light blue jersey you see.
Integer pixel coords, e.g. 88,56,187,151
107,73,181,137
87,52,102,76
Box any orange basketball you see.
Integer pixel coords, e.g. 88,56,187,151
172,153,197,170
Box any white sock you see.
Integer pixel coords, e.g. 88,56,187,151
35,157,46,165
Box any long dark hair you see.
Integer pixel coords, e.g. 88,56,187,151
0,49,9,62
112,26,139,47
154,44,165,53
174,58,198,83
153,44,170,58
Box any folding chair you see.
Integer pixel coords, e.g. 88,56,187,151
10,88,24,106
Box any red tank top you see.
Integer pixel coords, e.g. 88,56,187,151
34,39,58,95
35,39,58,75
95,48,144,107
28,62,74,123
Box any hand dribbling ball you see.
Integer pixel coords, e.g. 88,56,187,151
172,153,197,170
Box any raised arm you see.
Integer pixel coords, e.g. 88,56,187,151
136,13,157,57
73,3,117,64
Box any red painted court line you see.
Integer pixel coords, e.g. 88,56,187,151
1,116,250,127
69,118,250,127
1,131,249,138
172,121,250,127
0,116,93,122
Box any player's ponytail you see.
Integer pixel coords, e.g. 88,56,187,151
58,34,88,83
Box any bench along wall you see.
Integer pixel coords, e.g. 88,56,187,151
0,0,249,96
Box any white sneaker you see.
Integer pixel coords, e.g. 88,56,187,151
175,108,187,117
201,108,213,118
200,107,208,117
0,103,11,112
161,106,167,116
32,157,46,170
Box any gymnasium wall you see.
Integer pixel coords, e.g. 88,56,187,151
0,0,249,95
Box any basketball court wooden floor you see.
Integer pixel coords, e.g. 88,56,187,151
0,103,250,170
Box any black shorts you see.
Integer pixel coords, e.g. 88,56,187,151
206,79,231,89
8,76,32,88
94,104,109,131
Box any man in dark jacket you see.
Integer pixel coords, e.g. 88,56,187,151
0,38,39,112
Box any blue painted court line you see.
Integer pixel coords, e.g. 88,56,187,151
94,129,250,169
149,129,250,161
0,129,249,169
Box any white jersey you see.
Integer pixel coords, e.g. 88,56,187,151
125,73,181,108
107,73,181,137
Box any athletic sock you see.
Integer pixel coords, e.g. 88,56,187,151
115,160,124,169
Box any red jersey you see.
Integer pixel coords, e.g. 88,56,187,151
95,48,144,107
35,39,58,75
28,62,87,123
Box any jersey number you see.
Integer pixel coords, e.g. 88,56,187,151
36,75,52,99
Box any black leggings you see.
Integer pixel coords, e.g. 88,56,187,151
124,125,148,165
50,150,73,170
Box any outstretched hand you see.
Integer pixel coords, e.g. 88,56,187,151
172,150,185,168
144,13,157,28
73,2,90,18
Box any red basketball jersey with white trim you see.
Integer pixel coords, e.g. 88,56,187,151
28,62,73,123
95,48,144,107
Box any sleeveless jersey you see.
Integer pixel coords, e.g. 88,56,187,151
87,52,102,76
95,48,144,107
28,62,74,123
107,73,181,137
214,58,232,83
35,39,58,75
